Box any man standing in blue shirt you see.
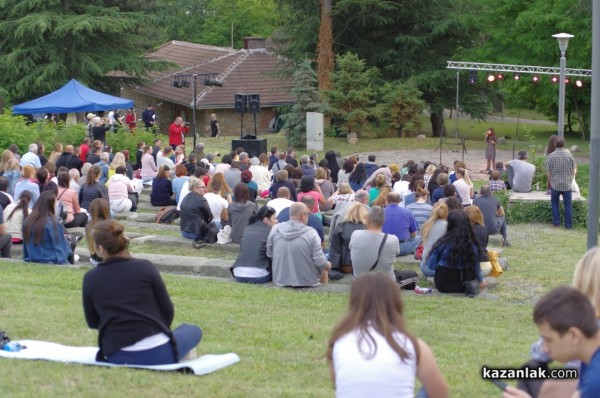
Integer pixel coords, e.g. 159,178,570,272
381,192,420,256
502,286,600,398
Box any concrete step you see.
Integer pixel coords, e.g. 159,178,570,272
9,246,234,278
128,234,241,253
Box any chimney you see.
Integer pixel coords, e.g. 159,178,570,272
243,37,266,50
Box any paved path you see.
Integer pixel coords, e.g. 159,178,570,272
353,148,588,182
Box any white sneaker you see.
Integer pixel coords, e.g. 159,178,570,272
73,254,80,262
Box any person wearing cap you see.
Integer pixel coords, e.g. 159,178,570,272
505,151,535,193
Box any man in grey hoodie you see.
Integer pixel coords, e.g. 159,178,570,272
267,202,331,287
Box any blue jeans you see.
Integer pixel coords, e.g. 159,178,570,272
182,231,201,240
551,188,572,228
399,237,421,257
234,274,272,284
420,258,435,277
106,324,202,365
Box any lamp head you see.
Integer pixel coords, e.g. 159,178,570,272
552,33,574,53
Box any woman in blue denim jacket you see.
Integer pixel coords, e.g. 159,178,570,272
23,191,73,264
426,210,487,293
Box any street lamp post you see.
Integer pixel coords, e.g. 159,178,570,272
553,33,574,138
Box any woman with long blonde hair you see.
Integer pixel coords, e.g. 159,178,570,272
327,272,448,398
452,168,474,206
419,202,449,277
370,173,391,207
48,143,63,165
0,149,13,174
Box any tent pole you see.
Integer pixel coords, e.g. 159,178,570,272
192,75,197,150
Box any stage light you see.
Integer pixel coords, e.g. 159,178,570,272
514,74,520,81
551,76,559,83
203,78,224,87
497,73,504,80
468,69,477,84
575,80,583,88
565,78,570,84
532,76,539,83
487,75,495,82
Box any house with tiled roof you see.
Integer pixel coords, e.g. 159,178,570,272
121,38,295,139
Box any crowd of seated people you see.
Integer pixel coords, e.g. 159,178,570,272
8,136,600,398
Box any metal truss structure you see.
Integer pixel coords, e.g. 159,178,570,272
447,61,592,77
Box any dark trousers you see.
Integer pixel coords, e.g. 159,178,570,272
64,212,88,228
0,233,12,258
551,188,573,229
106,324,202,365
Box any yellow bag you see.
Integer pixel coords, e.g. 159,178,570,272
488,250,503,277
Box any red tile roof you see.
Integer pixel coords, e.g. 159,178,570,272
135,41,295,109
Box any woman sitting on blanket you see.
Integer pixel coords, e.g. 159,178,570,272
82,219,202,365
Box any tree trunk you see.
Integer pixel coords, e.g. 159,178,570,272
572,94,588,141
317,0,334,91
430,112,445,138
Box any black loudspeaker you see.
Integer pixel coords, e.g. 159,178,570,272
235,93,248,113
232,138,267,159
248,93,260,113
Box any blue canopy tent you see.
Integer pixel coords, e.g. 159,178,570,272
12,79,133,114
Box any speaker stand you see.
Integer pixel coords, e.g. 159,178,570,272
253,113,257,136
239,112,244,138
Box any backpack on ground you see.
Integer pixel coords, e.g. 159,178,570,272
156,206,180,224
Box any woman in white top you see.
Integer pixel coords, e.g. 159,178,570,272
4,190,32,243
249,154,272,193
452,167,474,206
327,272,448,398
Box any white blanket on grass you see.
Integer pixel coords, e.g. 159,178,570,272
0,340,240,375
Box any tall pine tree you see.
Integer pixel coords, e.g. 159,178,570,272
282,61,327,147
324,52,378,137
0,0,167,103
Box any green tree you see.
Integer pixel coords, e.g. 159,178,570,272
382,81,426,138
160,0,280,48
462,0,591,138
0,0,168,104
282,61,327,147
324,52,378,137
274,0,485,137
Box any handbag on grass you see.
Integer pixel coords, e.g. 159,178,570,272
487,250,503,277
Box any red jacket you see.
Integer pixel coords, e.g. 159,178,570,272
169,123,185,146
80,144,89,162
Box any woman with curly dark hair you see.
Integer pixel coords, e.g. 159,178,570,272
425,210,486,294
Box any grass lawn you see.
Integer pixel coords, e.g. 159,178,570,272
0,221,587,397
